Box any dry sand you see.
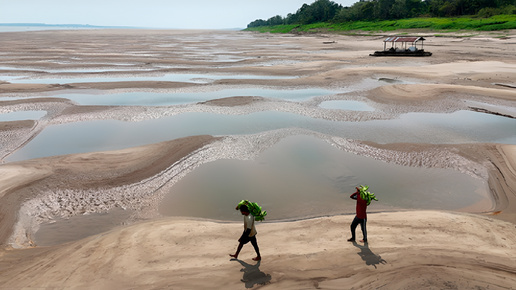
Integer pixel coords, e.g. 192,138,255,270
1,211,515,289
0,29,516,289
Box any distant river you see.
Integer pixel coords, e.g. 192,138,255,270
0,24,129,32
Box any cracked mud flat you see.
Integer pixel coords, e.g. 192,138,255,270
0,29,516,289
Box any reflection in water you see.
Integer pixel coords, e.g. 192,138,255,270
159,136,490,221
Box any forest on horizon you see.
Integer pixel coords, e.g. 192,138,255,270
247,0,516,28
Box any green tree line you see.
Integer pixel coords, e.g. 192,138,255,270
247,0,516,28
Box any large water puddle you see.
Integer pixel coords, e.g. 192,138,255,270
34,208,134,246
6,110,516,162
7,73,293,84
159,135,491,221
34,135,491,246
52,88,341,105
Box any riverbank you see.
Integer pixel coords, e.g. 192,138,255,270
244,16,516,35
0,29,515,288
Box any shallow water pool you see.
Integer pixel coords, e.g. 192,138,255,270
5,110,516,162
160,135,490,221
56,87,341,105
0,110,47,121
34,208,133,247
33,135,491,246
8,73,293,84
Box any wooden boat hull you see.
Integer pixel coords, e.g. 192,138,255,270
370,50,432,57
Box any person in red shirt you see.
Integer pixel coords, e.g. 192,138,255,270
347,186,368,243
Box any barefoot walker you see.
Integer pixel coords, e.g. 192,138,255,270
348,185,377,243
230,200,267,261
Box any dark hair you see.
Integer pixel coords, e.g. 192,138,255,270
239,205,249,213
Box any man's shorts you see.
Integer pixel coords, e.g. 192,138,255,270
242,235,257,244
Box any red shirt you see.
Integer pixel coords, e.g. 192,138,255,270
351,192,367,219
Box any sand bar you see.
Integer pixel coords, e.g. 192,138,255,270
1,29,516,288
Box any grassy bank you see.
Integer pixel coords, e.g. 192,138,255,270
244,15,516,34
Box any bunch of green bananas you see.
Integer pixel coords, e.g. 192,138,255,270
358,185,378,206
236,200,267,221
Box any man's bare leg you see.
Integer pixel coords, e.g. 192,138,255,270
251,238,261,261
229,243,244,259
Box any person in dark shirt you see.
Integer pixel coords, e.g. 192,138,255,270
347,187,368,243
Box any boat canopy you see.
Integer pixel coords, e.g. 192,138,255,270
382,36,426,51
383,36,426,43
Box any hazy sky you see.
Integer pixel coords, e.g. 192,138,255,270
0,0,356,29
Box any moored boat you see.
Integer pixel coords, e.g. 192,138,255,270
370,36,432,56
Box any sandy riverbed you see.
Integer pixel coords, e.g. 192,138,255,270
0,29,516,288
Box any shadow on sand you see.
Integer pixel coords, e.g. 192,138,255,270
231,259,272,288
353,241,387,269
